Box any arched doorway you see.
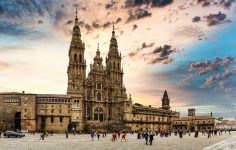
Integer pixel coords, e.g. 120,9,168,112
94,107,104,122
190,124,195,132
15,112,21,130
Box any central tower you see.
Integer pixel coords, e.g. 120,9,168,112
67,11,86,96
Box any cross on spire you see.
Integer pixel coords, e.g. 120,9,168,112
74,4,78,22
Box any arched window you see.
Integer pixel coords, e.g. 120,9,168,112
97,93,101,101
79,54,82,63
113,62,116,69
74,54,77,62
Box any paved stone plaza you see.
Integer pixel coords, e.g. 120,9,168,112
0,132,235,150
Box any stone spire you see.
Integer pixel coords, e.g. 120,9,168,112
67,8,86,96
70,8,82,49
163,90,168,99
162,90,170,110
108,25,119,58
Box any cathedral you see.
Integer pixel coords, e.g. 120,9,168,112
67,12,130,124
0,12,180,132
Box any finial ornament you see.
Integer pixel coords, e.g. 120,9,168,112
97,43,99,51
74,5,78,22
112,25,115,37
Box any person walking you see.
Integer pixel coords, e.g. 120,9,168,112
149,132,154,146
207,130,211,138
97,133,100,140
66,131,68,139
144,132,149,145
0,130,2,138
179,130,183,138
194,130,198,138
40,131,45,140
118,132,120,138
121,133,126,141
91,132,94,141
137,132,141,139
112,133,117,141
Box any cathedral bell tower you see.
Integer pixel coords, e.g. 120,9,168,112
67,10,86,96
105,26,123,86
105,26,124,102
162,90,170,110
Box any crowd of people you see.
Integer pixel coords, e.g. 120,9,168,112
0,127,233,146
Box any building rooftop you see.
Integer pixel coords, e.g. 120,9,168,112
173,116,215,121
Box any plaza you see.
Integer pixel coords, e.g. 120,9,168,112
0,132,235,150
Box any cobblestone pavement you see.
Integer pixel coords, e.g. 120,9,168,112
0,132,235,150
203,134,236,150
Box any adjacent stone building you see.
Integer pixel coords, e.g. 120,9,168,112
172,108,215,131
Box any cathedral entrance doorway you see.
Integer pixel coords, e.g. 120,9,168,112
15,112,21,130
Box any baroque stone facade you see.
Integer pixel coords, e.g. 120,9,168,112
1,12,208,133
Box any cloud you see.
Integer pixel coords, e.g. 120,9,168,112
65,20,73,25
219,0,235,9
128,42,155,57
0,61,10,70
132,24,138,30
103,21,112,28
0,5,4,15
0,0,54,19
0,21,30,36
115,17,122,24
201,68,236,88
141,42,155,49
92,22,100,29
0,19,47,39
178,74,194,86
180,57,236,91
219,80,236,91
78,21,85,26
54,10,67,26
150,57,174,64
38,20,43,24
205,12,230,26
189,57,234,75
174,26,204,39
125,0,173,8
84,24,92,32
149,45,175,64
126,8,152,23
197,0,211,7
105,3,113,9
105,0,118,9
192,16,201,23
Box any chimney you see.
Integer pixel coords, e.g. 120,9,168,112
22,91,25,94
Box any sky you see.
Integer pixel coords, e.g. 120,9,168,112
0,0,236,119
